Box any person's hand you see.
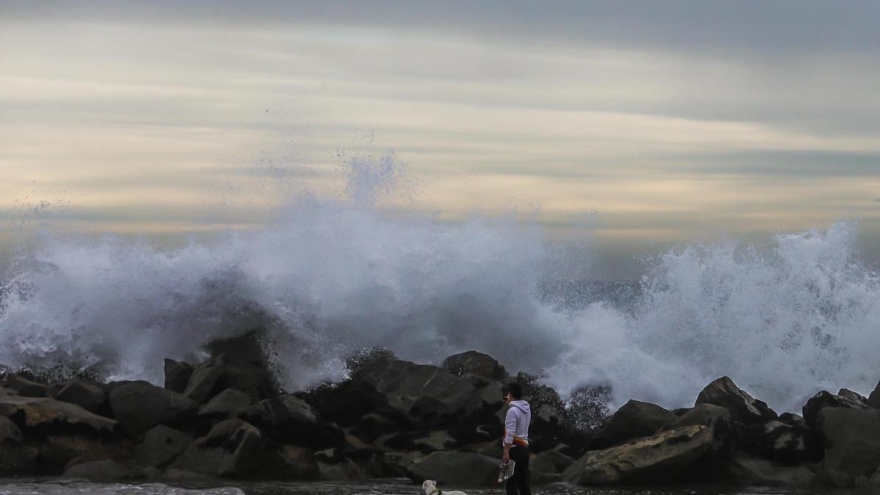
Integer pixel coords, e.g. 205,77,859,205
502,451,510,464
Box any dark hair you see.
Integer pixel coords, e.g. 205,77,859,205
505,382,524,400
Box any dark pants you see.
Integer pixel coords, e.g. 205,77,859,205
505,445,530,495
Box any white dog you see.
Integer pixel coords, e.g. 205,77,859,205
421,479,468,495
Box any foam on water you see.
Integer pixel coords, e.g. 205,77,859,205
1,155,878,413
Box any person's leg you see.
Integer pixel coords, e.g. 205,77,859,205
507,446,530,495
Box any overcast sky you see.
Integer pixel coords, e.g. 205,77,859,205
2,1,879,274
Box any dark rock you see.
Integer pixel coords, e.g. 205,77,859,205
590,400,678,450
7,374,47,398
351,413,402,443
531,450,575,474
183,356,226,404
0,395,116,437
0,444,36,474
36,435,129,475
838,388,868,405
867,379,880,409
802,390,868,430
64,459,132,479
164,359,193,394
107,381,198,435
744,415,821,463
727,451,817,486
55,380,105,413
169,419,266,477
238,395,343,449
135,425,193,468
818,408,880,478
442,351,508,380
319,457,369,481
0,416,23,444
307,380,401,428
405,451,499,487
221,364,276,402
661,403,731,433
563,425,720,486
262,445,320,480
198,388,253,417
696,376,777,425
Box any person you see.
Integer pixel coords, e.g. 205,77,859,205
501,382,531,495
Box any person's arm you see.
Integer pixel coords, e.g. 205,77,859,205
502,408,517,463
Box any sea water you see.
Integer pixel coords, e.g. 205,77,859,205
1,153,879,417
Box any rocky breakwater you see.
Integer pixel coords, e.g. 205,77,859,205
1,332,879,490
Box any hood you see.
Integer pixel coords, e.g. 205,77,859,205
509,400,530,414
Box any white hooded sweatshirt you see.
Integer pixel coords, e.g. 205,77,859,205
503,400,531,446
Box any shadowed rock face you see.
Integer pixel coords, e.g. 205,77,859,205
107,381,198,435
696,376,777,425
589,399,678,450
0,393,117,437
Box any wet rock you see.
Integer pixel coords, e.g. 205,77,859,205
0,395,116,437
405,451,499,487
64,459,132,479
135,425,193,468
531,450,575,474
0,416,23,444
442,351,508,380
837,388,868,405
169,419,266,477
183,356,226,404
6,374,47,398
590,399,678,450
661,403,731,433
727,451,817,487
818,408,880,478
107,381,198,435
744,414,821,463
262,445,320,480
563,425,720,486
198,388,253,417
238,395,343,449
54,380,105,413
696,376,777,425
163,359,193,394
802,390,868,430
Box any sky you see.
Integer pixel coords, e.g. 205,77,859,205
2,1,880,278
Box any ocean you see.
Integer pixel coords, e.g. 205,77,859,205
1,157,879,419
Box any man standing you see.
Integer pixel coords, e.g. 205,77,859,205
502,382,531,495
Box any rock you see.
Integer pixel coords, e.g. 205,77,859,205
838,388,868,405
54,380,105,413
563,425,720,486
183,356,226,404
727,451,816,486
198,388,253,417
406,451,500,487
868,380,880,409
135,425,193,468
0,416,23,444
307,380,402,428
6,374,47,398
163,359,193,394
661,403,731,432
263,445,320,480
413,430,455,452
0,395,116,436
169,419,266,477
64,459,132,479
0,444,36,474
590,400,678,449
351,413,402,443
531,450,575,474
319,457,369,481
37,435,129,475
205,330,278,401
818,408,880,478
745,415,821,463
238,395,343,449
802,390,868,430
696,376,777,425
442,351,508,380
107,381,198,435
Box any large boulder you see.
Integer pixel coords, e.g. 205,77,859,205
590,400,677,450
661,403,730,432
135,425,193,468
238,395,343,449
169,419,267,477
405,451,499,487
562,425,720,485
743,413,821,463
204,330,278,401
696,377,777,425
726,451,817,487
818,408,880,479
442,351,508,381
0,395,116,437
183,356,226,404
198,388,253,417
802,390,868,430
531,450,575,474
6,374,47,398
54,380,105,413
107,381,198,435
163,359,194,394
64,459,132,479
